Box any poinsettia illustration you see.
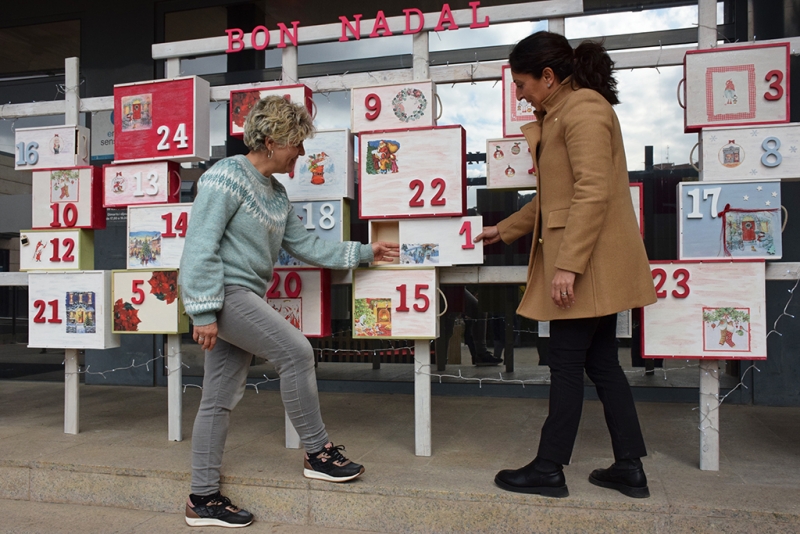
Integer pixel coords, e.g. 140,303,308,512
114,298,141,331
231,90,262,128
148,271,179,304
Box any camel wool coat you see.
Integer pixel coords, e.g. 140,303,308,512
497,77,657,322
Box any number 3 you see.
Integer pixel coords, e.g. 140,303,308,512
764,70,784,101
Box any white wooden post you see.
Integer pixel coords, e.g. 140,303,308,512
414,339,432,456
282,46,299,84
63,58,81,436
412,33,429,81
280,43,302,450
697,0,721,472
162,58,184,443
64,349,80,434
548,18,565,35
167,334,182,441
411,32,433,457
699,360,720,470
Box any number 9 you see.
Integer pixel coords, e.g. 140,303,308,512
365,93,381,121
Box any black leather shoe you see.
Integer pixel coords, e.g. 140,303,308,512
494,460,569,498
474,351,503,367
589,463,650,498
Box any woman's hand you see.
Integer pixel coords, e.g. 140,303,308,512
371,241,400,263
193,322,218,351
473,226,502,245
551,268,576,309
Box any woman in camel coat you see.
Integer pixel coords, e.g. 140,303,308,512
476,31,657,499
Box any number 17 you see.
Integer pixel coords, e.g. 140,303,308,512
686,187,721,219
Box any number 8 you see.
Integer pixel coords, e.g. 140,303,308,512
761,136,782,168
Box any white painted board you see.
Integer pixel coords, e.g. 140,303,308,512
28,270,120,349
353,267,438,339
359,126,466,219
14,125,90,171
700,123,800,181
127,203,193,269
486,138,537,189
274,129,354,200
678,181,782,260
351,80,437,133
103,161,181,207
684,42,790,132
643,261,766,359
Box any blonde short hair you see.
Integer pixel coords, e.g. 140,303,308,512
243,95,315,151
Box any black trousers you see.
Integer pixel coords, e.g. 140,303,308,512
538,314,647,465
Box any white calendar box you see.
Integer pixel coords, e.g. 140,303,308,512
359,126,466,219
700,123,800,182
265,268,330,338
229,84,313,138
14,125,90,171
683,43,790,132
103,161,182,207
114,76,211,163
112,269,188,334
127,203,192,269
351,80,437,133
32,167,106,229
19,229,94,271
28,270,120,349
678,181,782,260
353,267,438,340
486,137,536,189
368,216,483,267
274,129,354,200
276,199,350,267
643,261,766,359
502,65,537,137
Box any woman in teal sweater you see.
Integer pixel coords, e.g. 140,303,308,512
180,96,398,528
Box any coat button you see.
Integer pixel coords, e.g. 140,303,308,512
538,238,543,243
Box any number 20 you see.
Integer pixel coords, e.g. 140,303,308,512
652,268,690,299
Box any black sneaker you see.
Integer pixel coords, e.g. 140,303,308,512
185,492,254,528
303,443,365,482
475,351,503,367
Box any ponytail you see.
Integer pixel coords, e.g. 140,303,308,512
509,31,620,106
572,41,619,105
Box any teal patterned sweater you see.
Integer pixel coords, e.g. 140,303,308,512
179,155,373,326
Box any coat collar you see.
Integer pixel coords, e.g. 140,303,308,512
520,75,577,134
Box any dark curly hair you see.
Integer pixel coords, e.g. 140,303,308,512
508,31,620,106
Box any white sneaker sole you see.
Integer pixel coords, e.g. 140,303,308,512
303,466,365,483
185,516,253,528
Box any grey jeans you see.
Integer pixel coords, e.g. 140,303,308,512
191,285,329,495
